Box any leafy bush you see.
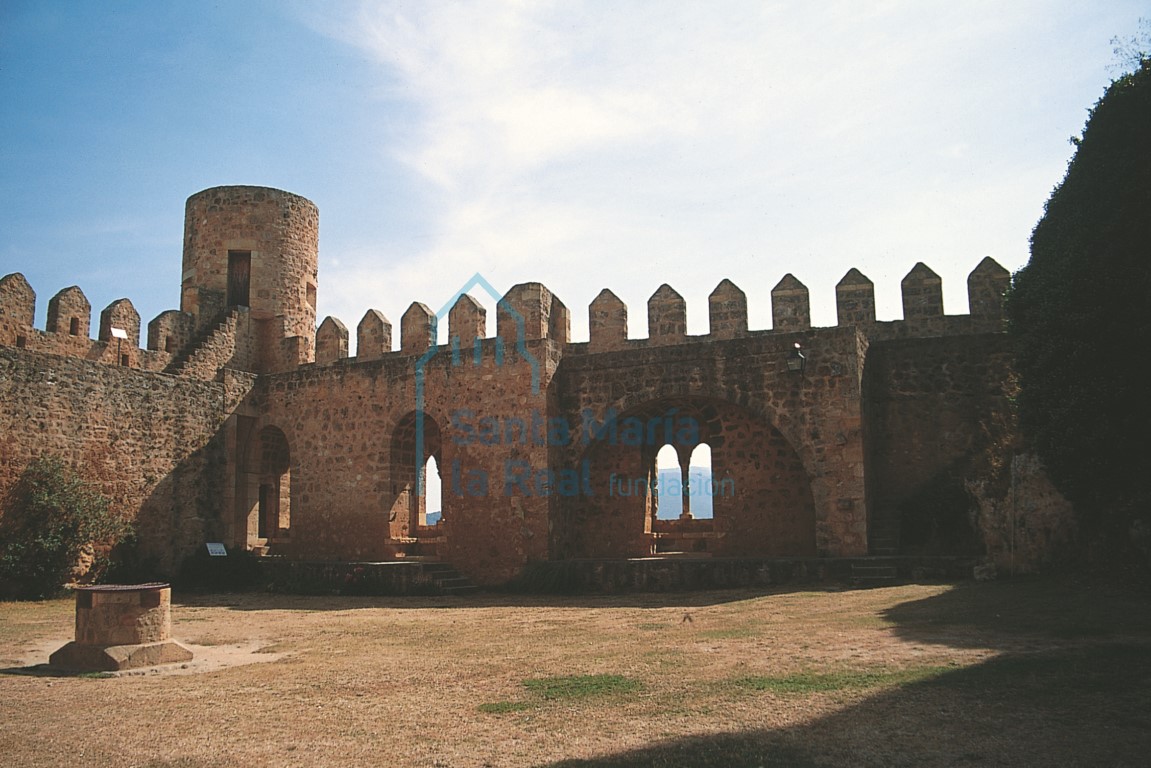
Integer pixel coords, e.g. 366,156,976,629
0,458,132,600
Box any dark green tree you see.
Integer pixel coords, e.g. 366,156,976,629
0,458,133,599
1008,57,1151,559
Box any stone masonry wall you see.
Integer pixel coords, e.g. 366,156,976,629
0,347,247,573
554,325,869,558
967,452,1077,573
0,274,178,373
247,338,559,585
170,308,256,379
0,180,1041,585
567,396,817,560
863,333,1033,557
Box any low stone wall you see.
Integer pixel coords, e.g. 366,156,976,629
515,556,979,593
0,347,250,573
259,556,978,596
257,559,451,596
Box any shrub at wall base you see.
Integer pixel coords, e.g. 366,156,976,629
0,458,132,600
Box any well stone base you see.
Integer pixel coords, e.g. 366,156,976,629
49,640,194,672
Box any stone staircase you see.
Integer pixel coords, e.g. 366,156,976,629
422,562,480,596
163,307,241,377
256,558,481,596
850,561,898,588
868,510,901,556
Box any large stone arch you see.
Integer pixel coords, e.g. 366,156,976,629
567,395,816,559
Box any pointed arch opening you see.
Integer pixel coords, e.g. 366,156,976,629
654,444,682,520
688,443,714,520
389,411,444,555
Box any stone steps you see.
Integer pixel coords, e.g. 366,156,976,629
164,308,238,375
868,513,901,556
424,564,480,595
256,558,481,596
851,562,899,588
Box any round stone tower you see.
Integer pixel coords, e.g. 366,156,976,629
181,186,319,369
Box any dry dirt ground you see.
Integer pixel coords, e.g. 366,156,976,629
1,575,1149,767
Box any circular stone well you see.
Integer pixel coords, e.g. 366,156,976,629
49,583,193,672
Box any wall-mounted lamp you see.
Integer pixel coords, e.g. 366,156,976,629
786,341,806,374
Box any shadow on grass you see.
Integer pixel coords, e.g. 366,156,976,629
0,663,115,679
541,577,1151,768
883,573,1151,649
543,646,1151,768
171,583,854,612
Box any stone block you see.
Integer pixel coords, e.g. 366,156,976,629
708,279,747,339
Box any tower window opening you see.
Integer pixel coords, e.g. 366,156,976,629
227,250,252,308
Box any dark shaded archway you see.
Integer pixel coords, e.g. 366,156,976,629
565,396,815,559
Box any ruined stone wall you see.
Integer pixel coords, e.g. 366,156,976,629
967,453,1077,573
0,347,249,573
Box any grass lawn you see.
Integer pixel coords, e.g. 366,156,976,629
1,574,1149,767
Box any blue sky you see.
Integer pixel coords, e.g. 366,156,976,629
1,1,1145,344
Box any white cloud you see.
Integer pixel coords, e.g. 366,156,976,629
308,0,1135,346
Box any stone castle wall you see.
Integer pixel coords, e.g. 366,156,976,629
238,337,558,584
553,327,867,560
0,346,252,573
0,185,1075,586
